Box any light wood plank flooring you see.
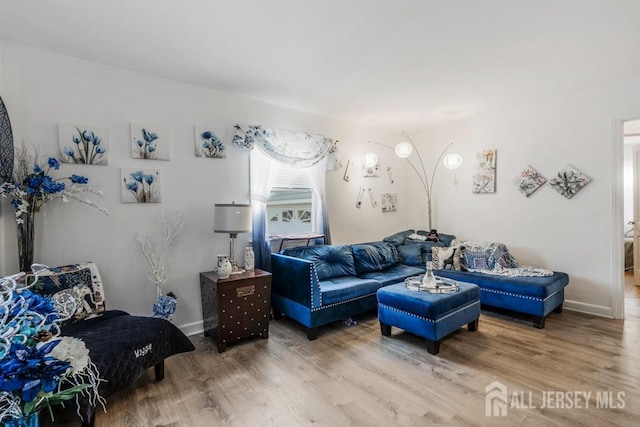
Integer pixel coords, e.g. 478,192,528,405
46,297,640,426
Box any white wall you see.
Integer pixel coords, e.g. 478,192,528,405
0,42,410,334
409,78,640,318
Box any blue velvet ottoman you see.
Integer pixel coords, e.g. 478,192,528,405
377,282,481,355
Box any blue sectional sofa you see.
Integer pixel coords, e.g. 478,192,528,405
271,231,570,338
271,241,424,339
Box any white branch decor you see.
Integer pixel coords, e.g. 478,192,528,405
136,211,184,297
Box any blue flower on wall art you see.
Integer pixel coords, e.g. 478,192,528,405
58,124,108,165
131,124,170,160
121,168,161,203
195,127,226,158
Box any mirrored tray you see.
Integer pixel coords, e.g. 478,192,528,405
404,275,459,293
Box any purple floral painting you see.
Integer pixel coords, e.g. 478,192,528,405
514,166,546,197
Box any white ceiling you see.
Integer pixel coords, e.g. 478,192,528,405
2,1,640,134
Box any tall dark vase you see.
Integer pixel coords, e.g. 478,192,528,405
16,211,35,273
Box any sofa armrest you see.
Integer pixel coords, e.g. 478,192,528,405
271,253,321,309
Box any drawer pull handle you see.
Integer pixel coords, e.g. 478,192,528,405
237,285,255,297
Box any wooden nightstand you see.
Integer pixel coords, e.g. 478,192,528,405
199,269,271,352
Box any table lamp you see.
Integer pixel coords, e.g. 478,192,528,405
214,202,252,274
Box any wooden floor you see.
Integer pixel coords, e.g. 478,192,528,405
48,289,640,426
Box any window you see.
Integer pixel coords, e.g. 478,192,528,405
266,165,313,236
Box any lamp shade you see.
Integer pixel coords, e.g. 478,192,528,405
394,142,413,158
362,152,379,168
442,152,463,170
214,203,251,233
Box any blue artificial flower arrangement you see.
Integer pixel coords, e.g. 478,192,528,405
0,143,106,224
0,267,103,422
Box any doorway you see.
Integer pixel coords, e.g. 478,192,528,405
622,119,640,300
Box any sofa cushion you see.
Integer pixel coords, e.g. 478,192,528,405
359,264,424,287
435,269,569,298
352,242,399,275
29,262,106,323
319,276,382,305
282,245,357,280
383,229,414,246
397,243,424,266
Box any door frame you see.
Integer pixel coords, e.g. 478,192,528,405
612,113,640,319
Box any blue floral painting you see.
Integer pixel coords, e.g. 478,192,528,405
131,124,170,160
58,124,108,165
195,127,226,158
121,168,161,203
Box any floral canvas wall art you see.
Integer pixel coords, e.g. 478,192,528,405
549,165,591,199
121,168,161,203
514,165,546,197
381,193,397,212
472,149,497,193
58,124,108,165
131,124,170,160
195,127,226,158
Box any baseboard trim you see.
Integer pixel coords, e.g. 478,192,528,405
178,320,204,337
563,299,613,319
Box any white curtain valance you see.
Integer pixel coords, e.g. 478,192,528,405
232,124,339,169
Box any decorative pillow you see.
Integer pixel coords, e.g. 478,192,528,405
383,229,415,246
28,262,106,323
351,242,399,274
460,249,489,270
407,233,427,241
397,244,424,266
431,246,462,270
282,245,357,280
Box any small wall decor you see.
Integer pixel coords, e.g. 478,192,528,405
195,127,226,158
514,165,546,197
368,188,378,207
386,166,394,184
472,149,497,193
343,160,352,182
231,124,254,150
121,168,162,203
58,124,108,165
355,186,365,208
549,165,591,199
381,193,397,212
363,161,380,177
131,124,170,160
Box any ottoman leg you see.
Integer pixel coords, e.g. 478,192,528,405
380,322,391,336
553,303,563,314
425,339,440,355
533,316,545,329
468,318,479,332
